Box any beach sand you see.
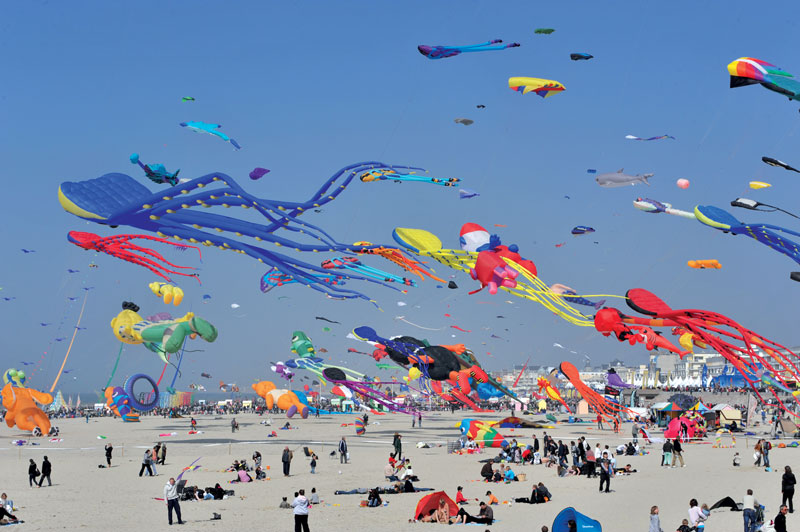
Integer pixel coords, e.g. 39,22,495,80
0,412,787,531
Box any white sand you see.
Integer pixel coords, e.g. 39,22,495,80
0,412,789,531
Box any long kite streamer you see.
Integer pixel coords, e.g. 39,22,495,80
50,291,88,392
104,343,125,389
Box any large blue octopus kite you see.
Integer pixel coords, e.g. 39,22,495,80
58,162,427,302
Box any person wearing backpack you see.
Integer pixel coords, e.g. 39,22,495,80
763,440,772,468
27,459,39,487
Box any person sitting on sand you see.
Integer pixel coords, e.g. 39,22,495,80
733,453,741,467
209,483,225,500
504,465,518,482
232,469,252,483
535,482,552,503
279,496,292,509
486,491,499,505
227,459,241,472
454,501,493,525
514,483,540,504
417,498,450,523
675,518,694,532
367,487,383,507
310,488,320,505
480,462,494,482
492,467,503,483
1,494,13,514
0,506,18,525
255,466,266,480
456,486,469,505
567,466,580,476
385,461,399,481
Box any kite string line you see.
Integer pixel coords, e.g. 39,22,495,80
49,290,89,392
104,344,125,389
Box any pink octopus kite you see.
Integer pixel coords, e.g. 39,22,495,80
68,231,201,283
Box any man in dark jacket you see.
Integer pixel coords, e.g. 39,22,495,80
339,437,348,464
774,505,788,532
281,447,293,476
672,438,685,467
38,456,52,487
532,435,540,453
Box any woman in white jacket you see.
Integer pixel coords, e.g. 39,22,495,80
292,489,310,532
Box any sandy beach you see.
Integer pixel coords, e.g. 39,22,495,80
0,411,789,531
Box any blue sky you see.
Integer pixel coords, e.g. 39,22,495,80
2,1,799,395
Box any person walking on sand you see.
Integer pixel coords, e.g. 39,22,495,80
292,488,310,532
37,456,51,487
105,443,113,467
393,433,402,461
418,414,422,428
139,450,154,477
282,446,294,477
27,459,39,488
782,466,796,513
190,417,197,430
158,443,167,465
672,438,685,467
339,437,348,464
596,413,603,430
599,456,612,493
231,417,238,433
164,477,184,525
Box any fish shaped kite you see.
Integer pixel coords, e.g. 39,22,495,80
130,153,180,186
453,118,474,126
179,121,241,150
359,168,459,188
417,39,519,60
595,169,653,188
570,53,593,61
634,197,800,281
762,156,800,173
508,77,565,98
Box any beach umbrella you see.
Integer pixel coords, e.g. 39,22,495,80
414,491,458,521
552,507,603,531
659,402,683,412
688,401,710,413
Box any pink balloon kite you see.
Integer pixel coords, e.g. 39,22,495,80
676,178,690,189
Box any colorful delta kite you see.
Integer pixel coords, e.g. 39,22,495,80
559,361,632,422
110,301,218,360
625,134,676,141
391,224,611,327
179,121,241,149
1,369,53,435
68,232,201,284
728,57,800,104
417,39,519,60
359,168,460,188
594,288,800,415
58,162,442,302
130,153,180,186
634,198,800,281
508,77,565,98
251,381,308,418
750,181,772,190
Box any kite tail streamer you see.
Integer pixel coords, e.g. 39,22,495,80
104,344,124,389
168,338,188,391
50,291,88,392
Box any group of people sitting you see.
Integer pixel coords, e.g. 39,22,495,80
514,482,552,504
413,497,494,525
480,462,519,483
180,483,228,501
0,493,19,524
384,455,419,482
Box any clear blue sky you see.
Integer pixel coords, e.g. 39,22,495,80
2,1,799,395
